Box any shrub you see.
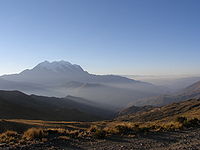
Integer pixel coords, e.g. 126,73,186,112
0,131,18,143
87,125,106,139
58,136,70,140
47,128,68,135
160,121,183,131
93,129,106,139
176,117,187,124
103,126,118,135
183,118,200,127
138,127,150,133
67,130,80,138
115,125,134,135
188,118,200,126
106,123,150,135
88,125,98,133
23,128,47,140
132,124,141,132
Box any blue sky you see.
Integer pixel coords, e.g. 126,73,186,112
0,0,199,75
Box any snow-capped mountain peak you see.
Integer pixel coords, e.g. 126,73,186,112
34,60,84,72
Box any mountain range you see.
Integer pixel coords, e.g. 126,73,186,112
0,60,168,108
125,75,200,91
129,80,200,106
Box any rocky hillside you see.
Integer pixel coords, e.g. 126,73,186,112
117,99,200,122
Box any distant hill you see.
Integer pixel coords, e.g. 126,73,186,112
0,61,167,108
131,80,200,106
117,99,200,122
125,75,200,91
117,105,154,116
0,90,114,121
181,81,200,96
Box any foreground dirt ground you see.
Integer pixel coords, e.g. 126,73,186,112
1,128,200,150
65,128,200,150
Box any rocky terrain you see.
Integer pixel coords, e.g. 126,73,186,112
1,98,200,150
67,128,200,150
1,127,200,150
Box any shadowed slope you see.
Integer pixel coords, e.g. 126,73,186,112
0,90,114,121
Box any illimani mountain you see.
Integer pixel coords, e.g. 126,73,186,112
2,61,135,84
0,61,167,108
0,90,113,121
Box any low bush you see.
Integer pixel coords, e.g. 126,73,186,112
67,130,80,138
87,125,98,133
87,125,106,139
176,117,187,124
58,136,70,140
138,127,150,133
0,131,19,143
183,118,200,128
159,121,183,131
23,128,47,140
115,125,134,134
92,129,106,139
47,128,68,135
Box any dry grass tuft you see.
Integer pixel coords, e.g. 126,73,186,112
87,125,107,139
67,130,81,138
58,136,70,140
0,131,19,143
87,125,99,133
47,128,68,135
23,128,47,140
161,121,183,131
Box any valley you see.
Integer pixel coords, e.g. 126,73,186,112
1,1,199,149
0,61,200,150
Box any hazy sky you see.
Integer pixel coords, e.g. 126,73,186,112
0,0,199,76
